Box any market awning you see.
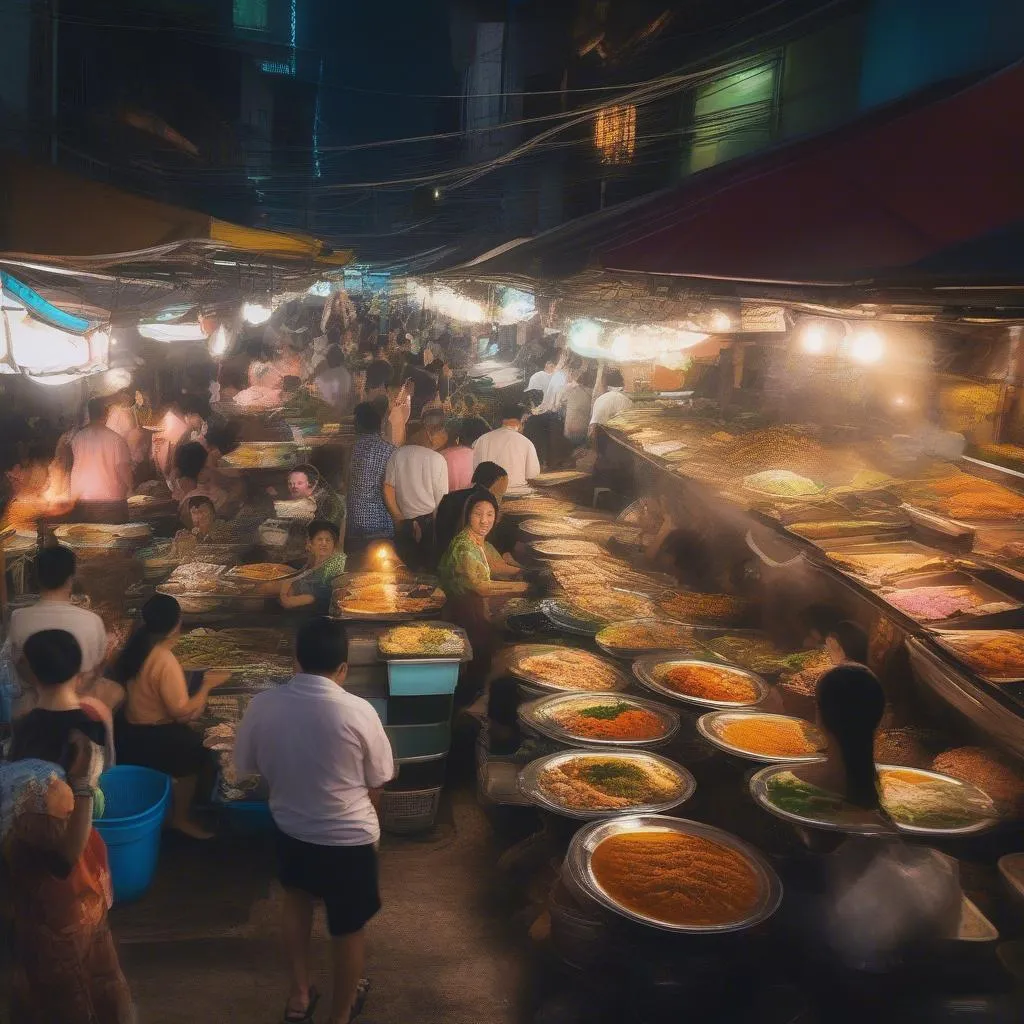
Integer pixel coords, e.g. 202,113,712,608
0,154,353,266
601,62,1024,285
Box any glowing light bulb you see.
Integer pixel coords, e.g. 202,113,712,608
710,310,732,332
849,328,884,365
243,302,272,325
799,323,827,355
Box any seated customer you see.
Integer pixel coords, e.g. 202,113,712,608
433,461,509,566
113,595,229,839
8,544,113,714
9,630,108,769
172,495,233,556
170,441,227,515
280,520,348,614
438,492,528,702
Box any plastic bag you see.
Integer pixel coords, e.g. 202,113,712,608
823,836,961,971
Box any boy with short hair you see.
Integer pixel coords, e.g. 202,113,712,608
279,520,347,613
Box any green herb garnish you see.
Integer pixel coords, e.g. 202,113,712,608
581,761,651,799
577,703,631,721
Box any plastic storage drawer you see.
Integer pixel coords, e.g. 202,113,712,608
386,658,461,697
385,721,451,762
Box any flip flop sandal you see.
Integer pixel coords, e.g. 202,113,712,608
350,978,371,1021
282,986,321,1023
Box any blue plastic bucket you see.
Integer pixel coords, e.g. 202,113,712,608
386,659,461,697
94,766,172,904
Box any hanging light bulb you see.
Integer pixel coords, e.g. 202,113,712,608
848,327,884,365
243,302,273,325
797,322,828,355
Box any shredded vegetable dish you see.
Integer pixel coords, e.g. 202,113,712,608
656,663,760,704
516,648,626,692
538,756,684,811
718,716,821,758
591,831,762,927
544,699,669,741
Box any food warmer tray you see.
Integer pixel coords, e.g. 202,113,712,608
696,711,826,764
564,815,783,935
518,691,681,750
927,629,1024,685
506,644,632,695
516,749,695,820
749,763,999,837
632,654,769,710
593,618,717,660
813,539,970,585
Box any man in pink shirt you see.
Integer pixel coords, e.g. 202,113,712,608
69,398,133,515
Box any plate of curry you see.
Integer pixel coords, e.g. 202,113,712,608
566,815,782,933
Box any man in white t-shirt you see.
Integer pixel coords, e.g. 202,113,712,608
472,402,541,489
589,366,634,438
526,358,555,396
382,421,449,569
8,545,110,713
235,618,394,1024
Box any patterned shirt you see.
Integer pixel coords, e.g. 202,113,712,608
347,433,396,538
313,483,347,530
438,528,498,598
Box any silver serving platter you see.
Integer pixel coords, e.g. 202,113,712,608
518,691,681,749
507,644,632,695
750,763,1000,836
697,711,826,764
540,598,602,637
517,749,695,820
565,814,783,934
632,655,768,710
594,618,715,660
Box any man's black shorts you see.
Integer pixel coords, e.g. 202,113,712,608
275,830,381,936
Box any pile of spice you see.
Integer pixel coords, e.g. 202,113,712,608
591,830,761,927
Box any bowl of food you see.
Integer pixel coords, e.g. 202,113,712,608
507,644,631,695
750,764,1000,836
565,815,782,933
518,750,694,819
633,656,768,709
519,692,681,749
697,711,826,763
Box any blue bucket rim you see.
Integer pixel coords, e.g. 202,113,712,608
97,767,171,826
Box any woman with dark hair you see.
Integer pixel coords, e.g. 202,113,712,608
113,595,229,839
438,491,528,701
798,664,886,810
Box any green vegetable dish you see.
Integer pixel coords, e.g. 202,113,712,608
765,768,997,832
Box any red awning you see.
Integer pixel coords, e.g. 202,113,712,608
602,63,1024,285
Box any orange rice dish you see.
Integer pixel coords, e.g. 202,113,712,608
659,663,759,703
718,717,820,758
591,831,761,927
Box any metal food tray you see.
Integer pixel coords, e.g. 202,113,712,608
564,815,783,934
928,629,1024,684
540,599,602,637
817,539,963,584
749,763,1000,837
516,749,695,820
696,711,826,764
506,643,632,695
376,622,472,662
632,655,769,710
518,691,681,749
880,570,1024,629
594,618,717,660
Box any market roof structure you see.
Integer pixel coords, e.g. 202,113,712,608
449,61,1024,310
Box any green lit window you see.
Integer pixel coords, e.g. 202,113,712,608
234,0,268,31
688,57,779,174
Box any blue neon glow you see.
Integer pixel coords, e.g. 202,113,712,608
260,0,297,76
313,58,323,178
1,273,92,334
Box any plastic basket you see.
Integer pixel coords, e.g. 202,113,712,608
386,659,461,697
95,766,172,904
379,786,442,835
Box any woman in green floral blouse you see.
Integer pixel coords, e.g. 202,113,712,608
438,492,527,700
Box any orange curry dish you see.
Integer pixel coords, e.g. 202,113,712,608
591,831,761,927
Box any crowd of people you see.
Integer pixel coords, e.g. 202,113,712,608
0,296,647,1023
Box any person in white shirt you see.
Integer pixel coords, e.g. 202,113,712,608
472,402,541,489
557,366,595,446
526,358,555,396
538,355,569,413
383,420,449,569
69,397,133,511
589,366,634,438
314,344,354,418
8,544,113,714
234,618,394,1024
